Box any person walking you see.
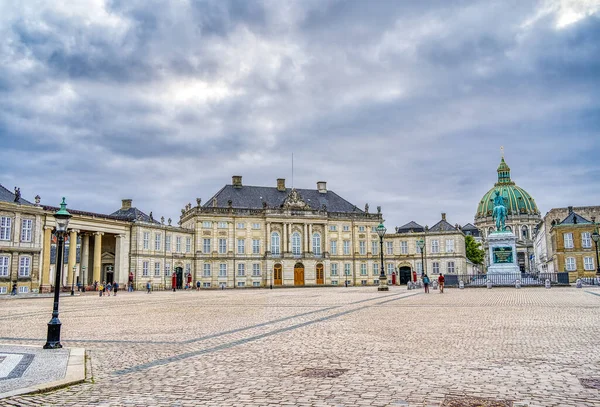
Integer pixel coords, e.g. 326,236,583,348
113,281,119,296
11,283,17,296
146,280,151,294
128,282,133,292
98,282,104,297
438,273,445,293
422,274,430,293
196,281,200,291
106,282,112,296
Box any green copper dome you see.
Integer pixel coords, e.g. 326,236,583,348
476,158,540,218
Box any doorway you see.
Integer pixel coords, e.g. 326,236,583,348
399,266,412,284
175,267,183,289
274,264,282,285
294,263,305,286
316,263,324,284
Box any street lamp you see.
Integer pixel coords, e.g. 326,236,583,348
592,229,600,275
70,265,76,296
417,238,425,280
81,266,86,292
376,223,388,291
44,198,71,349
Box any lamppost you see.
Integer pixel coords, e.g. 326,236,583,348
70,265,76,296
592,228,600,275
376,223,388,291
44,198,71,349
417,239,425,280
81,266,86,292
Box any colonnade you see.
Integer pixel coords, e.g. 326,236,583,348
266,222,328,254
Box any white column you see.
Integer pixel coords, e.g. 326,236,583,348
283,223,288,253
115,235,123,283
266,222,271,253
324,223,329,255
82,233,90,286
304,224,308,253
308,224,313,253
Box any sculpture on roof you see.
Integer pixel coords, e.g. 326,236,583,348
161,216,165,224
377,206,381,214
492,190,507,232
282,188,311,210
365,203,369,213
14,187,21,202
196,198,201,207
149,212,154,221
168,218,172,225
34,195,41,205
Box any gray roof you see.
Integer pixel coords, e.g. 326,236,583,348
429,219,458,232
204,185,363,213
462,223,478,230
110,207,159,223
559,211,591,225
0,184,33,205
395,221,424,233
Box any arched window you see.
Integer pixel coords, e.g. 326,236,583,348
292,232,301,255
488,227,494,236
312,233,321,255
521,226,529,239
270,232,280,255
505,226,512,232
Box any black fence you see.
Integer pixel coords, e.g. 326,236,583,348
444,273,571,287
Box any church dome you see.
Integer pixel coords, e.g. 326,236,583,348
475,158,540,219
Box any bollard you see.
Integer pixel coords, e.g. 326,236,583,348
487,280,492,289
515,279,521,289
576,279,582,289
459,280,465,289
545,279,551,289
432,281,438,290
407,282,412,290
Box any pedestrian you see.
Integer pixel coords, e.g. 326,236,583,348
11,283,17,296
128,282,133,292
438,273,445,294
106,282,112,296
93,281,98,291
146,280,151,294
422,274,430,293
98,282,104,297
113,281,119,296
102,280,107,296
196,281,200,291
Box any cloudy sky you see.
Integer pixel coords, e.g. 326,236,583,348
1,0,599,228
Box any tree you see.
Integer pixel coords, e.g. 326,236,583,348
465,235,485,265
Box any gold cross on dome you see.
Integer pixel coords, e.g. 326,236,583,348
500,145,504,158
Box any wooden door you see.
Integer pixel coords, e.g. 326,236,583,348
294,263,305,286
274,264,282,285
316,264,324,284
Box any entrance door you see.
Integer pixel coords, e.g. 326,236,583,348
399,266,412,285
316,264,324,284
294,263,305,286
274,264,283,285
517,252,525,273
176,267,183,289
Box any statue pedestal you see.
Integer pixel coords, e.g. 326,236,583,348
487,231,520,274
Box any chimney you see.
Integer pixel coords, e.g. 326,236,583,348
317,181,327,194
232,175,242,188
568,206,573,214
277,178,286,192
441,212,446,221
122,199,132,209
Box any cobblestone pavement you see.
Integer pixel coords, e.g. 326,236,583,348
1,286,599,407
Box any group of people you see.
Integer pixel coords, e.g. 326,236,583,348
421,273,445,293
94,280,119,297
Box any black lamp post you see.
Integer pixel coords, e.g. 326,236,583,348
44,198,71,349
70,265,76,296
417,238,425,280
592,229,600,276
376,223,388,291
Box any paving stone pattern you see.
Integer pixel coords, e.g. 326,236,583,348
0,287,599,406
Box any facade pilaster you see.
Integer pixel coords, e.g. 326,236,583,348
67,229,79,288
41,226,53,290
82,233,90,286
115,234,123,283
308,224,313,253
93,232,103,283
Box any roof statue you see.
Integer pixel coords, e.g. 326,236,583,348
365,203,369,213
492,190,507,232
282,189,310,210
14,187,21,202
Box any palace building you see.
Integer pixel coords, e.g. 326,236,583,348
474,157,541,272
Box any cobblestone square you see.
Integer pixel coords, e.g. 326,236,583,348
1,287,599,407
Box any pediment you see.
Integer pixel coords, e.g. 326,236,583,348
101,252,115,262
282,189,311,210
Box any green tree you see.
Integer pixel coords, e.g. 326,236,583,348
465,235,485,265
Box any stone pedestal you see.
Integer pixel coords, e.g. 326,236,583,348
487,231,520,274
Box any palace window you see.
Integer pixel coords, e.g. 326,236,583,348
20,219,32,242
155,233,161,251
387,263,394,275
343,225,350,232
154,262,161,276
218,238,227,254
312,233,321,255
400,241,408,254
252,239,260,254
584,257,594,271
292,232,301,255
219,263,227,277
165,235,171,252
165,263,171,276
358,226,365,232
186,237,191,253
203,282,211,288
0,287,5,294
582,232,592,248
447,261,455,273
252,263,261,276
143,232,149,249
271,232,280,255
566,257,576,271
416,242,422,254
185,264,191,274
359,241,366,255
203,264,211,277
218,222,228,229
343,240,350,255
372,263,379,276
432,262,440,274
360,263,367,275
0,216,11,241
330,240,337,255
237,239,245,254
331,263,338,276
445,239,454,253
329,225,337,232
564,233,574,249
386,241,393,255
252,223,261,230
344,263,351,276
237,223,245,229
237,281,245,287
18,286,29,293
0,256,9,277
237,263,245,277
371,241,378,255
176,237,182,252
19,256,31,277
203,238,211,254
431,240,439,253
202,221,212,228
142,261,149,276
252,281,260,287
522,226,529,239
417,261,423,273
